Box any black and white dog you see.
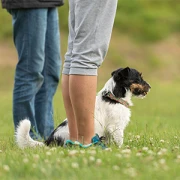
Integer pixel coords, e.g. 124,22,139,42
16,67,151,149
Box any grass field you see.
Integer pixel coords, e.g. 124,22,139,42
0,68,180,179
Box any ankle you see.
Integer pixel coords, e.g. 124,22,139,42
78,135,92,145
70,136,78,142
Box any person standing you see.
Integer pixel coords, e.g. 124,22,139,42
62,0,118,148
1,0,64,139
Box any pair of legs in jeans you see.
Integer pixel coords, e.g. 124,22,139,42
10,8,61,139
62,0,117,145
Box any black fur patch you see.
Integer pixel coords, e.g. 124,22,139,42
45,136,65,146
59,120,68,127
44,120,68,146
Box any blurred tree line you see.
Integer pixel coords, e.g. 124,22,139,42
0,0,179,42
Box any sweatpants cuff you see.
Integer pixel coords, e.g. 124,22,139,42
62,67,98,76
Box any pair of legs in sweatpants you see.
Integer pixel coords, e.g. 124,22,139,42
10,8,61,139
62,0,117,145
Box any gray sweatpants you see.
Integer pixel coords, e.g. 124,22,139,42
62,0,118,75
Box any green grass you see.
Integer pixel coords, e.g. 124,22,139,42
0,78,180,180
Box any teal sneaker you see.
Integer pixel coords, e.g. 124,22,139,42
79,134,107,149
91,134,107,149
65,140,80,147
65,134,107,149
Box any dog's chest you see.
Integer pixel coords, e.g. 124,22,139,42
95,96,131,129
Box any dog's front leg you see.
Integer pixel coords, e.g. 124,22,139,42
108,127,124,148
113,130,124,148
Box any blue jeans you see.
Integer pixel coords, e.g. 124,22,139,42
9,8,61,139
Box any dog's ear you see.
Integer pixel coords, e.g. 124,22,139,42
111,67,130,81
119,67,130,78
111,70,116,76
111,67,124,77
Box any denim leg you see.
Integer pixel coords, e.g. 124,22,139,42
12,9,48,139
35,8,61,139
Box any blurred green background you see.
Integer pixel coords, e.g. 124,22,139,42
0,0,180,88
0,0,180,129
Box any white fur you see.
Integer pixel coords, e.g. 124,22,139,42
15,119,44,149
16,77,132,148
95,91,131,147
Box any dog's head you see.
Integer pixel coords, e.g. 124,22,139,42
111,67,151,98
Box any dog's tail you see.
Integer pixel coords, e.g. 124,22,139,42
15,119,44,149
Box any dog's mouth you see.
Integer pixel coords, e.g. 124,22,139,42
130,83,150,97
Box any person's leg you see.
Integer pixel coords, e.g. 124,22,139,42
35,8,61,139
11,9,48,139
69,75,97,144
62,74,96,145
62,0,118,145
61,74,78,141
62,0,78,142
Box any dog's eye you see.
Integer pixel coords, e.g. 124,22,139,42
137,77,143,82
134,79,140,83
134,88,139,92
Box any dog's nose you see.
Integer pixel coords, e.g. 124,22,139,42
148,83,151,89
144,81,151,89
143,82,151,93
